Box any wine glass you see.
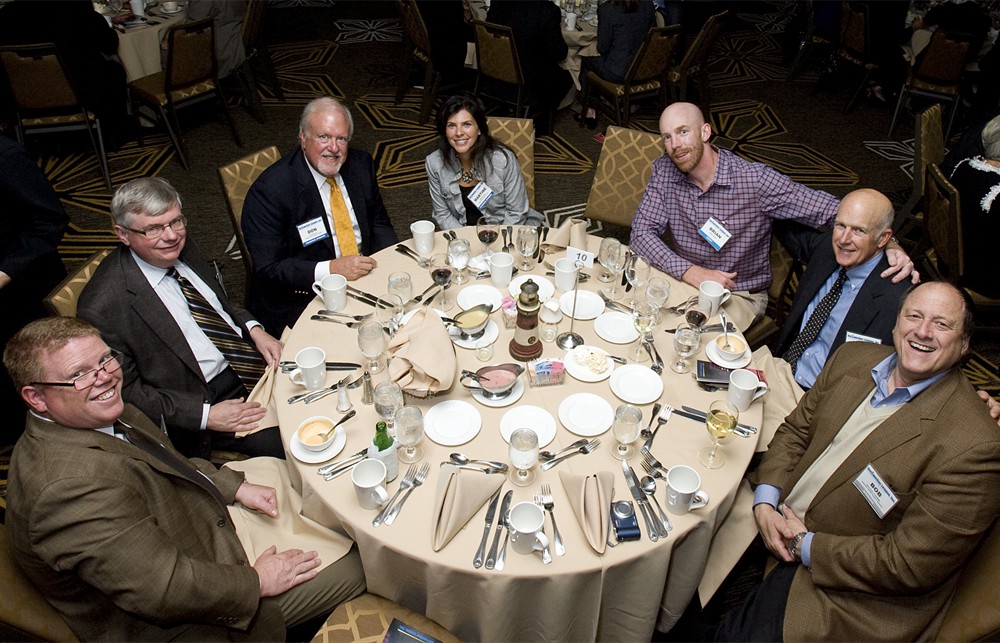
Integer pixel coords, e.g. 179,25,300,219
476,216,500,256
448,238,471,285
611,404,642,460
685,307,708,333
357,320,387,374
428,254,454,311
623,254,650,308
387,271,412,301
645,278,670,323
630,302,656,363
671,322,699,373
515,226,539,271
375,293,403,334
600,242,626,301
373,381,404,435
699,400,738,469
508,427,538,486
394,406,424,463
597,237,621,282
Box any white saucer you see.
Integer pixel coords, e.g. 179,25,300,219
289,428,346,464
610,364,664,404
563,345,614,382
470,377,525,408
451,319,499,349
159,5,184,13
706,341,751,368
508,275,555,301
558,393,614,436
124,16,148,26
594,311,640,344
457,284,503,312
424,400,482,446
559,290,605,320
499,405,557,448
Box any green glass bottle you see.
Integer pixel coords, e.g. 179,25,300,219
374,421,394,451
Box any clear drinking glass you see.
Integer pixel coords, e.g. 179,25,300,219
387,271,412,302
671,322,699,373
476,216,500,256
515,226,539,271
373,381,404,434
630,302,657,362
611,404,642,460
428,254,454,311
699,400,738,469
509,427,539,486
623,254,650,308
645,278,670,323
375,293,403,334
357,320,387,374
448,238,471,285
394,406,424,463
600,243,626,301
597,237,621,282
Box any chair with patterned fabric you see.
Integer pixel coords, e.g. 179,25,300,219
128,17,241,170
43,248,113,318
892,104,944,251
667,10,728,116
486,116,535,209
472,20,529,119
311,593,458,643
394,0,452,125
218,146,281,275
583,125,663,228
935,520,1000,641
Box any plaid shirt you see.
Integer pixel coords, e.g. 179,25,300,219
629,148,839,292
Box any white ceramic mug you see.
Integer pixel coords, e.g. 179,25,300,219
508,501,550,555
351,459,389,510
162,0,178,10
410,220,435,256
312,273,347,312
129,0,144,16
666,465,710,515
698,280,731,317
728,368,768,412
565,11,577,29
489,252,514,288
554,257,578,294
288,346,326,390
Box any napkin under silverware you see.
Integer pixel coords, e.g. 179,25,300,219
431,464,505,551
559,470,614,554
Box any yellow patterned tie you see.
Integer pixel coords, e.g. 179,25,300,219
326,177,359,256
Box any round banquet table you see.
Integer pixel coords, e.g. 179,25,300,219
274,227,762,642
102,4,189,82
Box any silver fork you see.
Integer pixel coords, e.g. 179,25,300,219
663,296,699,316
640,458,666,481
642,404,672,451
372,465,417,527
383,463,429,525
644,333,665,374
310,315,362,328
532,495,553,564
539,483,565,556
318,310,371,321
540,439,600,471
641,448,670,477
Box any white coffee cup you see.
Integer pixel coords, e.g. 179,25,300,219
698,280,731,317
489,252,514,288
554,257,578,294
508,501,550,555
351,459,389,510
410,220,435,256
162,0,178,10
565,12,577,30
728,368,768,412
288,346,326,390
666,465,710,515
312,273,347,312
129,0,144,17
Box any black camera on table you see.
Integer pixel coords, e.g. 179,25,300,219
611,500,640,542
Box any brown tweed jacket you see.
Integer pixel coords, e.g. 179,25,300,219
756,342,1000,642
5,405,285,641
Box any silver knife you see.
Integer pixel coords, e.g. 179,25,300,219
474,488,502,568
279,361,361,372
403,287,441,313
664,322,735,334
681,405,758,434
486,490,513,569
622,460,660,541
671,408,752,438
317,448,367,475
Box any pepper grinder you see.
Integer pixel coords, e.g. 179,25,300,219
509,279,543,361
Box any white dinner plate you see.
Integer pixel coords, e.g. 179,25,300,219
423,400,482,446
508,275,555,301
457,285,503,312
563,345,614,382
559,290,605,320
289,427,346,464
594,311,640,344
400,306,444,326
451,319,499,349
558,393,614,436
499,405,557,448
609,364,664,405
470,377,525,408
705,341,751,369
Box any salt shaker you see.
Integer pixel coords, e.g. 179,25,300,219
336,375,352,413
361,370,374,405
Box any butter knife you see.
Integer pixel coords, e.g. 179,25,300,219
279,361,361,372
317,448,367,476
664,322,735,334
474,488,502,568
495,510,511,571
486,490,513,570
671,408,752,438
622,460,661,541
680,405,758,434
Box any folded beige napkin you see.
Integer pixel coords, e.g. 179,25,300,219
542,218,589,252
388,309,457,394
559,470,614,554
237,327,290,438
431,464,505,552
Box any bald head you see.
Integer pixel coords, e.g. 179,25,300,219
659,102,712,175
831,188,895,269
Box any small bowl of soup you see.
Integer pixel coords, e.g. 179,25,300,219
297,416,337,452
714,333,747,360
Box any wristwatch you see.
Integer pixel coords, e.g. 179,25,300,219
789,531,808,561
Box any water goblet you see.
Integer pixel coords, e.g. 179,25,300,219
357,320,387,374
645,277,670,323
395,406,424,463
611,404,642,460
509,427,539,486
428,254,454,311
671,322,699,374
375,293,403,334
624,253,650,308
698,400,738,469
448,238,471,285
597,237,621,283
600,242,626,301
476,216,500,256
515,226,539,271
630,302,656,363
387,271,412,301
373,381,404,435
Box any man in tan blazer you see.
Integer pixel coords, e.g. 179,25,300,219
722,282,1000,641
3,317,365,641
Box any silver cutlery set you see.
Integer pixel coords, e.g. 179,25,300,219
372,463,430,527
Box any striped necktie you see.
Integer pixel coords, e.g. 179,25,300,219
326,177,359,256
166,267,265,392
784,267,848,373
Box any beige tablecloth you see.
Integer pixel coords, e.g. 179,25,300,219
275,228,762,641
111,6,188,81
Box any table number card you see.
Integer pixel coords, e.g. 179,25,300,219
566,246,595,268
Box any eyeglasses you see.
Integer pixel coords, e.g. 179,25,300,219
307,133,349,147
119,215,187,239
30,350,123,391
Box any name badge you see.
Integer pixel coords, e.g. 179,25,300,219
853,464,899,519
297,217,329,247
845,331,881,344
468,182,495,211
566,245,595,268
698,217,732,251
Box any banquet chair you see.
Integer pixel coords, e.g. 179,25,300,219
667,10,728,116
218,145,281,275
0,43,112,190
934,519,1000,641
242,0,284,102
580,25,681,129
43,248,113,318
395,0,464,125
128,18,241,170
583,125,663,228
888,29,974,140
891,104,944,252
0,524,78,642
486,116,535,208
812,1,878,114
472,20,530,120
310,593,459,643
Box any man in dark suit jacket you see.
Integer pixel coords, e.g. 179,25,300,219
78,177,284,460
242,97,398,335
3,317,364,641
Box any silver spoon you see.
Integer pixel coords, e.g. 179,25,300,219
641,475,672,534
311,409,356,443
540,438,590,461
449,453,509,470
719,310,733,352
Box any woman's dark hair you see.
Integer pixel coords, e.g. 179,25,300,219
435,93,508,176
